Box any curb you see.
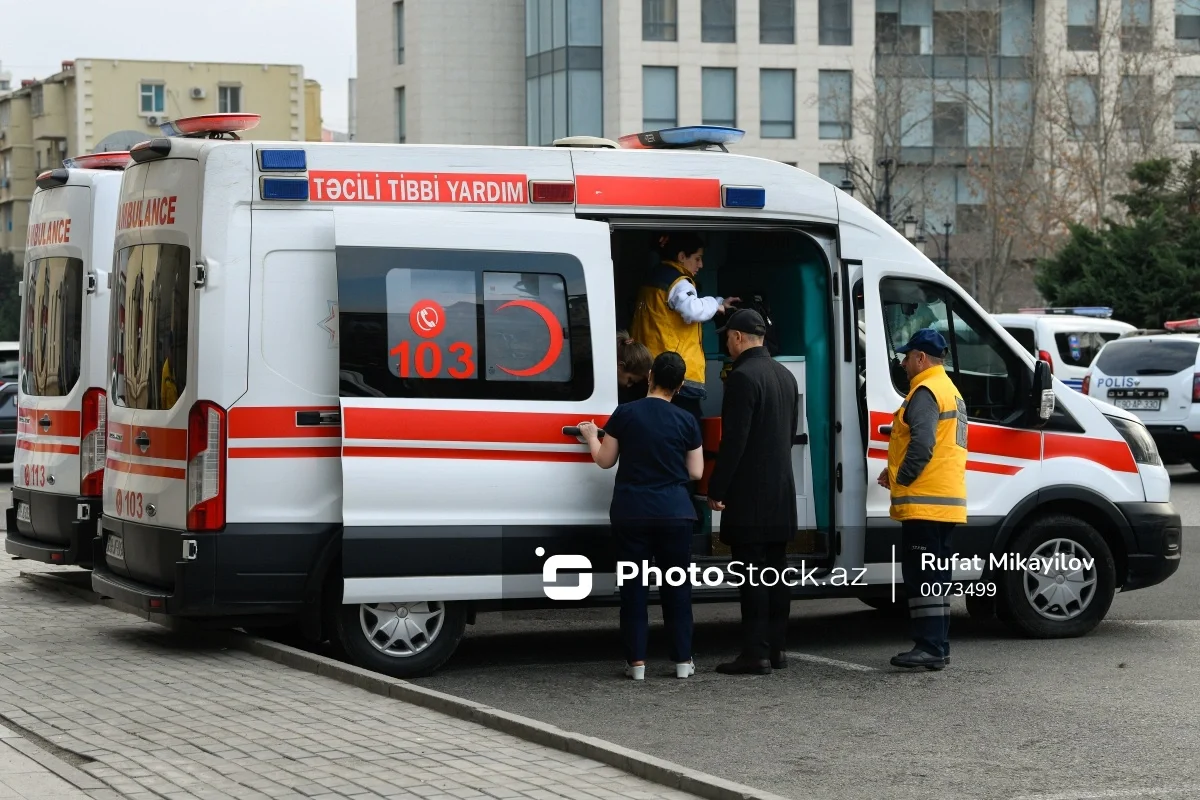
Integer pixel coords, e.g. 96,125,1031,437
20,570,794,800
0,722,108,796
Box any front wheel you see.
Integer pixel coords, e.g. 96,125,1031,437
997,514,1116,638
335,600,467,678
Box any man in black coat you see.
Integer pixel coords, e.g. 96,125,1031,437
707,309,800,675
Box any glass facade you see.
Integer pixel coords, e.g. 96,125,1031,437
526,0,604,145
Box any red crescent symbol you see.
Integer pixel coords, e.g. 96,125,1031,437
496,299,564,377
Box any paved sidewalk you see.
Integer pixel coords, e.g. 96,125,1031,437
0,725,90,800
0,550,706,799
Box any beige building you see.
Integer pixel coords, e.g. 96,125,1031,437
1,58,320,258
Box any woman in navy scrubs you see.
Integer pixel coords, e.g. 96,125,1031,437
578,351,704,680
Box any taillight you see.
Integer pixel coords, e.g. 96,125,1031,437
1038,349,1054,374
1192,374,1200,403
186,400,226,531
80,388,106,497
1081,373,1091,395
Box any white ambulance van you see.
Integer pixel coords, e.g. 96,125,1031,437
6,151,131,567
90,114,1180,678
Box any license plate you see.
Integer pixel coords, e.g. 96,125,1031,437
105,535,124,560
1115,398,1161,410
15,502,29,523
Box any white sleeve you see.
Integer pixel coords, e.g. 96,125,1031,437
667,279,722,324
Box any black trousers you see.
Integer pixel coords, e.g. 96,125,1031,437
901,520,956,658
614,521,694,664
730,542,790,660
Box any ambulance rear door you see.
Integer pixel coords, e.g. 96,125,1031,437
334,206,619,605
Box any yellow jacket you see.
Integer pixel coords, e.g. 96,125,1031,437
630,261,708,389
887,365,968,523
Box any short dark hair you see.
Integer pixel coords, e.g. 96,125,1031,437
650,351,687,392
657,232,704,260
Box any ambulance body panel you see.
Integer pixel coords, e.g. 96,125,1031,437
6,167,120,566
91,123,1181,678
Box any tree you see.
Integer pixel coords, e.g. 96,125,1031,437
1036,154,1200,328
0,252,19,341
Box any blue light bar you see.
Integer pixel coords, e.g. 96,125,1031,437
722,186,766,209
259,149,307,171
619,126,746,149
261,178,309,201
1019,306,1114,318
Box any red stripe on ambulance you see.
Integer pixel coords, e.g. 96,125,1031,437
308,171,528,205
343,408,609,445
576,176,722,208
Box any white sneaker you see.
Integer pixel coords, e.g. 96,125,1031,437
625,663,646,681
675,661,695,678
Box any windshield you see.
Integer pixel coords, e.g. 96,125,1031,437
1094,339,1200,376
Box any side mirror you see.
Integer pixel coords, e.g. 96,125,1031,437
1030,359,1055,426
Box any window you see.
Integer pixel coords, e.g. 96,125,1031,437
1177,76,1200,141
1122,76,1151,139
336,247,592,401
568,0,603,45
1179,0,1200,50
1122,0,1153,50
396,87,407,143
933,102,965,147
1067,75,1098,140
1002,326,1038,355
703,0,737,41
1096,338,1200,375
760,69,795,138
218,85,241,114
109,244,191,410
818,70,852,139
818,163,848,186
1068,0,1099,49
820,0,852,45
643,66,678,129
881,278,1030,424
21,257,83,398
140,83,165,114
1054,331,1121,369
761,0,795,42
702,68,736,127
30,86,43,117
395,1,405,64
644,0,678,40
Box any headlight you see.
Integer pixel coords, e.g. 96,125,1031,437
1106,415,1162,466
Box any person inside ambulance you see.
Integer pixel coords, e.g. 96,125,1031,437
631,233,738,421
616,330,653,404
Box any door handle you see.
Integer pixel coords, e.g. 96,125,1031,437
135,432,151,453
878,425,892,435
39,415,51,430
562,426,604,439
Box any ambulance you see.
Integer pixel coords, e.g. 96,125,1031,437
6,151,131,567
90,114,1180,678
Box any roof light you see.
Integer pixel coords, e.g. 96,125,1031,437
63,151,134,171
260,178,309,201
530,181,575,203
618,125,746,151
159,113,261,139
1164,319,1200,332
1018,306,1114,318
259,149,307,171
35,169,70,190
130,138,172,163
722,185,766,209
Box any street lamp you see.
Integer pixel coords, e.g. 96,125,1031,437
902,214,918,241
924,219,953,271
839,178,855,197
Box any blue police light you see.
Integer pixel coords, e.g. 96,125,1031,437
1070,307,1114,318
722,186,766,209
618,125,746,150
261,178,309,201
259,149,307,171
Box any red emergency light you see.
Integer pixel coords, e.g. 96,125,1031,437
159,113,261,139
1164,318,1200,332
63,151,133,170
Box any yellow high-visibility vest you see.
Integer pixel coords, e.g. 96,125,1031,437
887,365,968,523
629,261,706,389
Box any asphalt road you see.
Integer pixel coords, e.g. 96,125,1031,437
5,471,1200,800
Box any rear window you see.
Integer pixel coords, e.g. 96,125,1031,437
0,349,19,383
1094,338,1200,376
108,244,190,410
21,257,84,397
1003,326,1037,354
1054,331,1120,369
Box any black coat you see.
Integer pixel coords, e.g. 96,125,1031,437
707,347,800,545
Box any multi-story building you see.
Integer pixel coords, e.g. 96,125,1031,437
1,58,320,259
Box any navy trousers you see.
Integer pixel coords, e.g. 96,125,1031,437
901,520,956,658
614,521,694,664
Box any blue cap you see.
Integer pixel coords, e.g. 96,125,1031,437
896,328,949,358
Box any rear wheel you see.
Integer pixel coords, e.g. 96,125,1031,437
335,599,467,678
997,514,1116,638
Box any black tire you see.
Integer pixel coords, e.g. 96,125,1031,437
998,513,1116,638
335,599,467,679
964,592,996,620
860,596,908,616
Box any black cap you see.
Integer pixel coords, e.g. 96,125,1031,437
717,308,767,336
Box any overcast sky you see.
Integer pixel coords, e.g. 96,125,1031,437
0,0,357,131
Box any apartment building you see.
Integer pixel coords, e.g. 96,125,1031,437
1,58,318,258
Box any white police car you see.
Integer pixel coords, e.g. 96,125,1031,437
993,308,1135,392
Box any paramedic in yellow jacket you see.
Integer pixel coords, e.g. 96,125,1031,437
630,233,738,421
876,327,967,672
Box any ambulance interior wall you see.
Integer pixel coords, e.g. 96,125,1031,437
610,229,833,531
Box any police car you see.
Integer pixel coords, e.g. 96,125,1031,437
993,308,1135,392
1084,318,1200,468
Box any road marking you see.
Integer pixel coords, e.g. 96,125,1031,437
783,652,877,672
1011,786,1200,799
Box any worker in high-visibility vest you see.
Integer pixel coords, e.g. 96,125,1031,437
877,327,968,671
